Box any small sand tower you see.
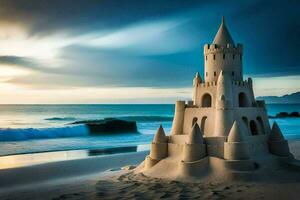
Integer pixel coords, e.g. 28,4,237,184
224,121,255,170
144,125,168,169
136,17,295,180
182,123,206,162
224,121,249,160
268,122,290,157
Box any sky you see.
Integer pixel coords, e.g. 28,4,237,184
0,0,299,104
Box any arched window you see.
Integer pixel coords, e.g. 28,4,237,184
233,54,235,59
201,116,207,134
223,54,225,59
232,71,235,76
256,117,265,134
239,92,249,107
213,55,216,60
250,120,258,135
214,71,216,76
192,117,198,127
205,55,207,60
202,93,212,107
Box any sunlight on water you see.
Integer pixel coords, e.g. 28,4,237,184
0,145,149,169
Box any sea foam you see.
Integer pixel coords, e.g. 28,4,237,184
0,125,89,141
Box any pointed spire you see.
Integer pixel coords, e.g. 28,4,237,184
153,124,167,143
227,121,245,142
187,123,203,144
269,122,285,141
194,72,202,84
213,16,235,46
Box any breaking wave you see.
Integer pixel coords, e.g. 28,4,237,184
0,115,173,142
0,125,89,142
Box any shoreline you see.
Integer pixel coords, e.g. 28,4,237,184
0,138,299,199
0,140,300,200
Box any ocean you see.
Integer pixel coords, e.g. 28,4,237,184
0,104,299,156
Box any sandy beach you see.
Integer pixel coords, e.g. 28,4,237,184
0,139,299,200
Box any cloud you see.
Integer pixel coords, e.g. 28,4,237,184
0,0,299,103
0,56,40,69
252,75,300,96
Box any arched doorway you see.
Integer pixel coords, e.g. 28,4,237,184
256,117,265,134
192,117,198,127
202,93,212,107
250,120,258,135
239,92,249,107
200,116,207,134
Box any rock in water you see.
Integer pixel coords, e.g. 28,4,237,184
269,111,300,118
290,112,300,117
71,118,137,134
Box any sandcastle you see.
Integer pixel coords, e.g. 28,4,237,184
136,17,295,180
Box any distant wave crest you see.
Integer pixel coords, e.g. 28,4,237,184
44,117,77,121
0,125,89,142
117,116,173,122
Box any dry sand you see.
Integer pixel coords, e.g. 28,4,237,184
1,140,300,200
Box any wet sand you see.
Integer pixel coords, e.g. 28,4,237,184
1,139,300,200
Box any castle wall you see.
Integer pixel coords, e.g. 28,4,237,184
167,135,269,159
193,79,256,108
193,83,217,107
231,80,256,107
183,107,215,136
182,106,270,137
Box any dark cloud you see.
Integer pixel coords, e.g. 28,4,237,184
0,0,210,35
0,56,42,70
0,0,299,89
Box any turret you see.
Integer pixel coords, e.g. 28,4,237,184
214,71,234,136
150,125,168,159
182,123,206,162
144,125,168,169
216,71,233,109
193,72,202,86
171,101,185,135
153,125,167,143
268,122,290,157
224,121,250,160
204,17,243,82
192,72,202,103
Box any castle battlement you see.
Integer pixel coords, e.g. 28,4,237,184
204,43,243,55
195,79,251,88
233,79,250,86
199,81,218,87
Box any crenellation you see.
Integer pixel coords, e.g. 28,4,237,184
204,46,242,55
